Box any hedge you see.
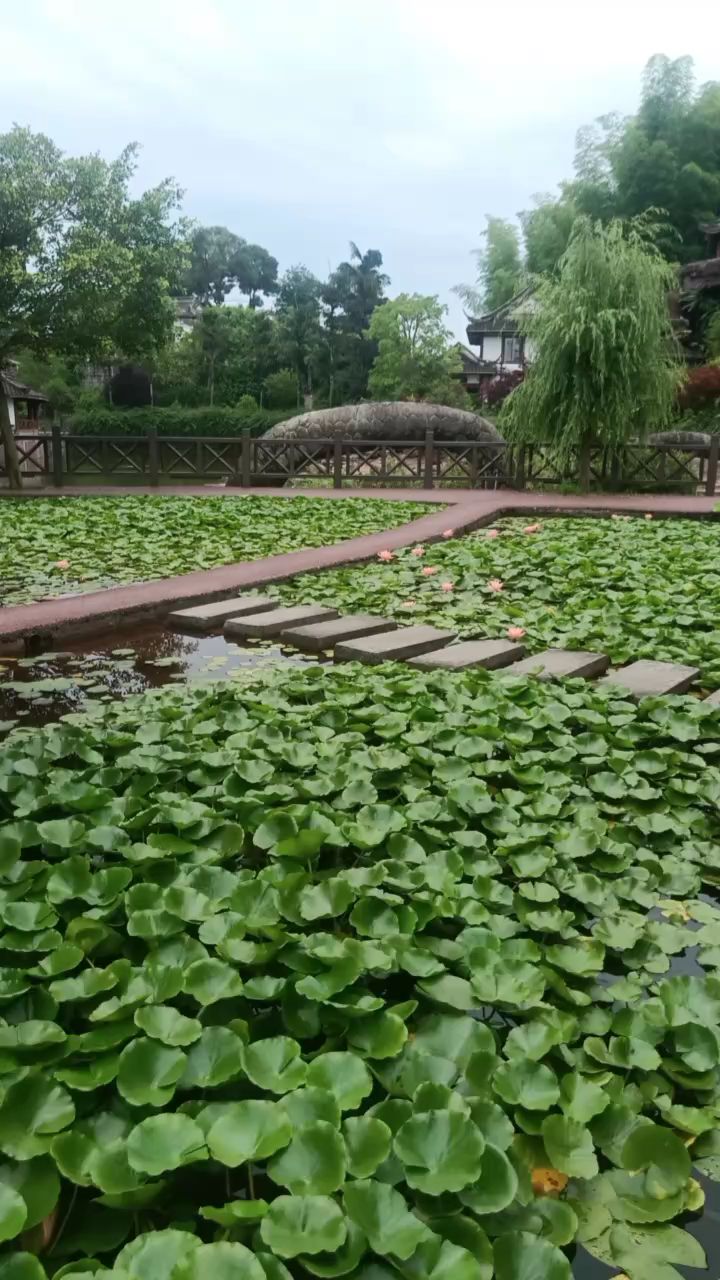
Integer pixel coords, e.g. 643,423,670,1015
67,406,297,438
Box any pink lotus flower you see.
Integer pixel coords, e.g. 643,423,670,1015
523,523,541,534
378,549,395,561
55,559,70,569
440,581,454,592
507,625,526,640
442,529,454,538
487,578,504,593
422,565,439,576
411,545,425,557
401,599,416,607
486,528,500,539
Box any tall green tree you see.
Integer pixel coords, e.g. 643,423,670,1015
367,293,463,404
323,244,389,402
501,217,682,485
0,125,186,486
455,217,523,314
183,227,278,307
275,266,322,404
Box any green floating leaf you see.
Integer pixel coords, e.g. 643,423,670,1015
207,1100,292,1167
260,1195,347,1259
306,1052,373,1111
115,1229,201,1280
621,1123,691,1198
541,1115,599,1180
0,1256,48,1280
117,1038,186,1107
343,1116,392,1179
0,1184,27,1243
394,1109,485,1194
172,1242,265,1280
494,1230,571,1280
493,1059,560,1111
179,1027,245,1089
243,1037,307,1094
344,1180,430,1260
134,1005,202,1047
0,1077,74,1160
267,1121,346,1195
127,1114,206,1176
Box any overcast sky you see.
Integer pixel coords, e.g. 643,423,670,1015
2,0,718,339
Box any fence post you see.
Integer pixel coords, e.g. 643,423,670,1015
577,437,591,492
241,430,252,487
706,435,719,496
333,438,343,489
147,426,159,486
423,429,434,489
51,422,64,488
514,444,526,490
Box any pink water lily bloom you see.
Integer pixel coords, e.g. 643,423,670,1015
55,559,70,569
440,581,454,592
487,578,504,593
411,545,425,557
422,565,439,576
507,625,526,640
486,528,500,539
442,528,454,538
523,523,541,534
378,549,395,561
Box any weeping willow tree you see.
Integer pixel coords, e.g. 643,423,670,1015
501,217,683,486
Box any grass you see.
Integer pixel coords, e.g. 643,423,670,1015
0,494,435,606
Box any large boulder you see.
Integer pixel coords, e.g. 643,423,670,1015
262,401,502,443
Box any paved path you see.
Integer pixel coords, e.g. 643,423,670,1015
1,486,717,646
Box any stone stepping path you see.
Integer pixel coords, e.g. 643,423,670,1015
336,625,456,666
168,594,279,631
600,659,699,697
225,604,338,639
500,649,610,681
408,638,524,671
165,594,720,702
281,615,397,653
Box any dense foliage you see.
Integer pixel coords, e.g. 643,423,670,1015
500,219,682,462
0,661,718,1278
0,496,432,606
68,406,294,438
454,217,525,315
279,516,720,688
677,365,720,413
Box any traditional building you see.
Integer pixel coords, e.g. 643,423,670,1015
465,285,536,389
0,366,49,430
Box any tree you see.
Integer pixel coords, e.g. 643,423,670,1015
501,217,682,486
0,126,186,485
520,196,577,276
183,226,243,304
321,244,390,402
230,241,278,308
275,266,322,404
367,293,463,403
454,217,523,315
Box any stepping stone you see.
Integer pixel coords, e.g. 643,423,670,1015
501,649,609,680
600,660,698,698
281,614,397,653
225,605,338,639
167,594,279,631
408,638,525,671
705,688,720,705
335,625,455,665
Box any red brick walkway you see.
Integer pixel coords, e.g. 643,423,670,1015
1,485,717,645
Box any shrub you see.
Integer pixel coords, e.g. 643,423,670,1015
677,364,720,413
481,370,524,408
68,405,296,437
263,368,299,409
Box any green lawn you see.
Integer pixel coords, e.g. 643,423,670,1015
0,661,718,1276
0,494,434,606
279,514,720,685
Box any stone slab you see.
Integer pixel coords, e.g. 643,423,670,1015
281,614,397,652
705,688,720,705
225,604,338,638
408,638,525,671
167,594,278,631
600,659,698,698
501,648,610,680
335,625,455,665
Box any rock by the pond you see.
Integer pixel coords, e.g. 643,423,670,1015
408,638,525,671
281,615,397,653
225,605,338,639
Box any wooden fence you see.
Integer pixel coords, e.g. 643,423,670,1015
1,427,719,494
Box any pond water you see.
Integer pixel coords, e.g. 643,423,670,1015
0,621,317,732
